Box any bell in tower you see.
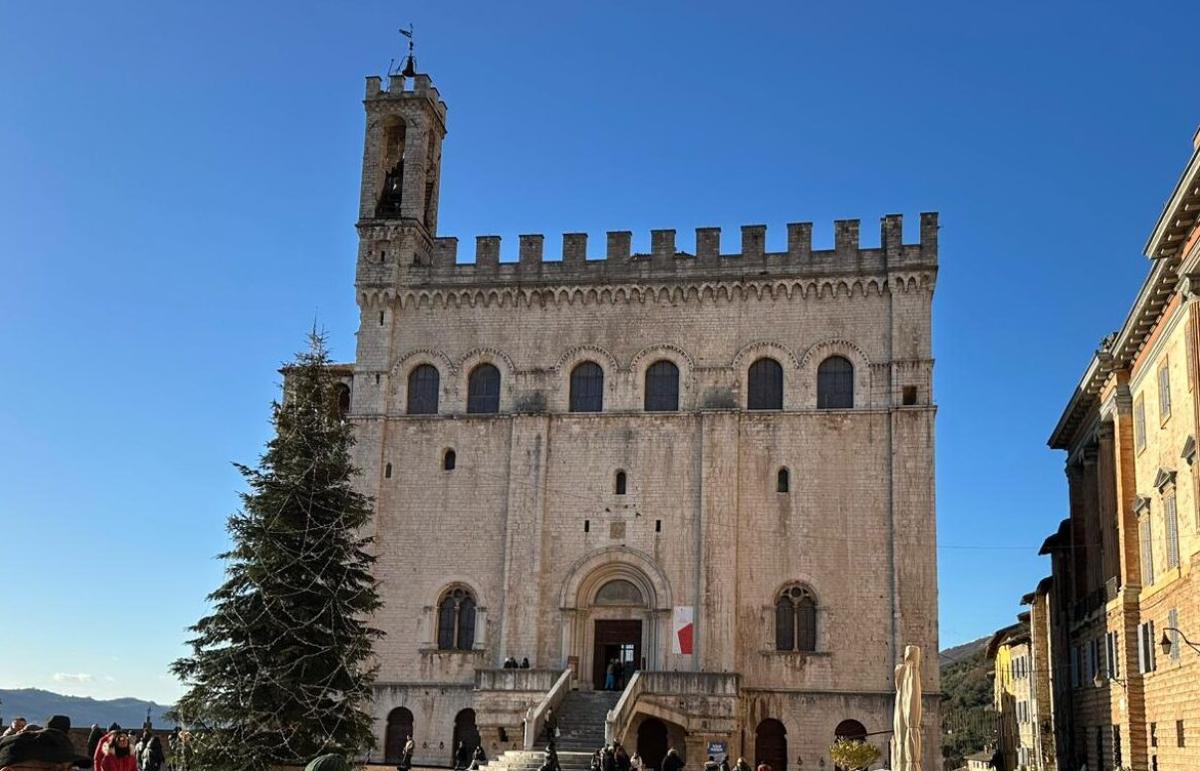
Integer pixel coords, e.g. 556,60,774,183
375,121,407,218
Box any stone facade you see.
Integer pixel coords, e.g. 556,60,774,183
339,69,940,770
1044,127,1200,771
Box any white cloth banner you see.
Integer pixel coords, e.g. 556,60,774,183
672,606,694,655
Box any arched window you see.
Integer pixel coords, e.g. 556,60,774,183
407,364,440,415
817,356,854,409
443,449,456,471
376,122,407,218
615,470,627,495
644,360,680,412
570,361,605,413
777,468,790,493
467,364,501,414
334,383,351,420
748,357,784,410
594,579,645,606
775,585,817,652
437,587,477,650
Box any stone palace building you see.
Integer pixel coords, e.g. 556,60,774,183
332,64,941,770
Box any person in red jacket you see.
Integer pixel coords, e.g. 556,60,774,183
95,730,138,771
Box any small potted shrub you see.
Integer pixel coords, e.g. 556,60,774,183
827,738,881,771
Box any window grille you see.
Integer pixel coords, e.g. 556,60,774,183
644,360,680,412
817,356,854,409
467,364,500,414
407,364,440,414
569,361,604,412
747,357,783,410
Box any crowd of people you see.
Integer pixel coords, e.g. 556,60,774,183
0,715,192,771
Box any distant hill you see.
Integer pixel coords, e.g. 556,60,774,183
940,636,996,770
939,635,990,667
0,689,175,730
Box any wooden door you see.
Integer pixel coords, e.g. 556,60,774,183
593,620,642,689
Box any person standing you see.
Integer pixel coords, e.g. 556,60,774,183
398,734,415,770
662,748,685,771
630,752,644,771
614,743,631,771
471,744,487,769
455,741,472,770
142,735,165,771
96,730,139,771
604,660,617,691
1,717,27,738
733,757,752,771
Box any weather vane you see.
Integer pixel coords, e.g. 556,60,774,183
389,24,417,78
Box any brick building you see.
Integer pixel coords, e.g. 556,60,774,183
1044,126,1200,770
337,65,940,770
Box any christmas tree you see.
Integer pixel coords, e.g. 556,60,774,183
172,332,382,770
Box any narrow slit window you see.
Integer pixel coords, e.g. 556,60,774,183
584,520,590,533
615,470,627,495
655,519,662,533
443,449,456,471
777,468,790,493
385,462,393,479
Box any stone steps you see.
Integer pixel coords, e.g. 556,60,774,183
480,750,595,771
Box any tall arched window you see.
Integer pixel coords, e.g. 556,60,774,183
443,449,456,471
570,361,605,413
407,364,440,415
817,356,854,409
777,468,790,493
334,383,351,420
467,364,501,414
748,357,784,410
775,585,817,652
615,470,627,495
644,360,680,412
437,587,477,650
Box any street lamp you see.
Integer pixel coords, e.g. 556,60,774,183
1159,627,1200,657
1092,671,1126,690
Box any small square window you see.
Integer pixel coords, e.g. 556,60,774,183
902,386,917,405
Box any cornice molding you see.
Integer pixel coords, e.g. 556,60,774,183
356,273,935,310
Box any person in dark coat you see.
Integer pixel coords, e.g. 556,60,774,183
520,657,530,669
601,745,617,771
455,741,472,770
733,758,751,771
614,743,631,771
142,735,166,771
471,745,487,769
662,748,685,771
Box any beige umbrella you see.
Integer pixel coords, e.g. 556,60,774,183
890,645,923,771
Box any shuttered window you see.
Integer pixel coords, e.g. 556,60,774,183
1135,395,1147,452
1165,494,1180,569
1159,362,1172,421
1141,515,1155,586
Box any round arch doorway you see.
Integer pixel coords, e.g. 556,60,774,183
754,718,787,771
385,707,414,764
637,717,669,771
561,550,671,692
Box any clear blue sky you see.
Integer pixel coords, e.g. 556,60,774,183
2,1,1196,705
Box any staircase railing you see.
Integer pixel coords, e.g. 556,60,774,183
605,671,644,745
524,668,573,750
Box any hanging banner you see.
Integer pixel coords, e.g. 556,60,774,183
672,605,694,655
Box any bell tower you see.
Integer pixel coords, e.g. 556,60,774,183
356,66,447,274
352,64,448,422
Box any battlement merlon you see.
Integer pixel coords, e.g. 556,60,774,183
365,74,448,124
356,213,938,287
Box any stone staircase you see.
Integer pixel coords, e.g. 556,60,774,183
479,690,621,771
478,749,595,771
554,690,621,751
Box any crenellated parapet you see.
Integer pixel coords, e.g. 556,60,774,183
356,213,938,290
